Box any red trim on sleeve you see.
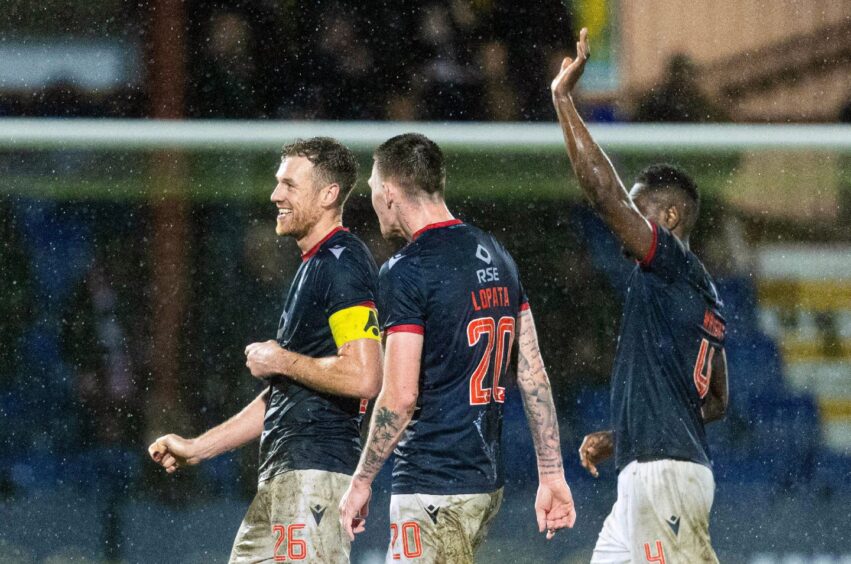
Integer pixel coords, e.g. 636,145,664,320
639,222,659,267
412,219,463,241
358,301,376,309
386,324,425,335
301,226,350,261
519,301,531,312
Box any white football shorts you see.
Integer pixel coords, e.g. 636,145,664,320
591,459,718,564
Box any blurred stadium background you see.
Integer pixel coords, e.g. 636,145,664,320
1,1,849,563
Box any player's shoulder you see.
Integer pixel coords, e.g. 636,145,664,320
315,229,377,270
464,223,518,270
379,244,421,280
650,225,722,303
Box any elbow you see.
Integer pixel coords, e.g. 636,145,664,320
345,353,382,399
386,390,418,416
359,372,382,400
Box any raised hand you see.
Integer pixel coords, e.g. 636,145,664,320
550,27,590,99
578,430,614,478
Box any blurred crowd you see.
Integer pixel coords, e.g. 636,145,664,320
0,0,573,121
2,1,851,123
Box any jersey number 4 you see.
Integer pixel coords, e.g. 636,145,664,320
693,338,716,399
467,316,515,405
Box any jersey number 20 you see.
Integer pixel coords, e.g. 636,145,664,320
467,316,515,405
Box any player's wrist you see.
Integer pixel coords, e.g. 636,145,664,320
537,468,566,484
351,472,373,488
552,92,574,106
188,436,213,462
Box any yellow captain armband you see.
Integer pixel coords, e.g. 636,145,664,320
328,304,381,348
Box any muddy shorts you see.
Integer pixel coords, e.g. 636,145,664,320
591,459,718,564
385,488,503,563
229,469,351,564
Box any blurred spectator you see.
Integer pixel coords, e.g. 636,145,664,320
415,2,482,120
479,40,519,121
61,260,140,450
633,54,729,122
189,11,259,118
310,5,379,119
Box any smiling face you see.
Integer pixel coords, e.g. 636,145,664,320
270,156,323,239
368,161,402,240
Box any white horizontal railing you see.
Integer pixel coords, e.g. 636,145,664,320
1,119,850,151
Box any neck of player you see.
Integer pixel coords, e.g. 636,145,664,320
298,213,343,254
400,200,455,241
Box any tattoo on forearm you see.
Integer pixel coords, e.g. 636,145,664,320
354,405,411,482
517,317,564,475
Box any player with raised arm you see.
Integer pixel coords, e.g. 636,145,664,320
551,29,729,563
148,137,382,563
338,133,576,563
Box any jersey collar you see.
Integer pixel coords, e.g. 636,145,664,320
412,219,463,241
302,225,349,261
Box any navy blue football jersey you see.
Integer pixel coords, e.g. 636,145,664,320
258,227,379,482
612,223,727,471
378,220,528,495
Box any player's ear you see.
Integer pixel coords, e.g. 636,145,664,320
664,205,680,231
320,182,341,209
383,181,397,208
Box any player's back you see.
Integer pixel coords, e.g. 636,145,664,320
612,223,726,471
378,220,528,495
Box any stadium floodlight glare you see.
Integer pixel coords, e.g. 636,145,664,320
1,119,850,152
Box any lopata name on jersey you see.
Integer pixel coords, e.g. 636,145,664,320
471,286,511,311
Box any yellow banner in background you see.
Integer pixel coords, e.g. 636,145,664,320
573,0,619,93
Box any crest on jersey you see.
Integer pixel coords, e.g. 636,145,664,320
475,244,492,264
666,515,680,536
329,245,346,259
388,253,403,269
311,504,327,525
425,504,440,524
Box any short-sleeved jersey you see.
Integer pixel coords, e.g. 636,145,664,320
258,227,379,483
378,220,528,496
612,223,727,472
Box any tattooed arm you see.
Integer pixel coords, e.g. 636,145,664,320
516,309,577,538
517,309,564,479
339,331,422,540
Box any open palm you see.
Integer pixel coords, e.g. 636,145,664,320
551,27,590,98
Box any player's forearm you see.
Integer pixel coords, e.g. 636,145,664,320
275,344,381,399
516,315,564,479
553,93,630,219
352,391,415,486
193,389,268,461
519,366,565,479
